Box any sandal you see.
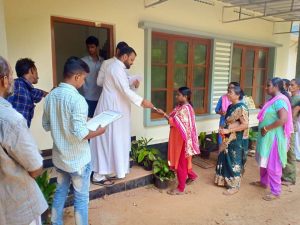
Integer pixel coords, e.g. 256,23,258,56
281,180,294,186
263,194,279,201
223,188,239,196
186,178,196,185
250,181,266,188
92,179,114,186
167,189,184,195
106,175,122,180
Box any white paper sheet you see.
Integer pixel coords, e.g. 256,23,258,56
87,110,122,131
128,75,143,86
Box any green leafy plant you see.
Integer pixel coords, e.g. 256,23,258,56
36,170,56,207
138,147,160,169
131,137,152,162
199,131,218,148
249,128,259,141
152,157,175,182
198,132,207,149
210,131,218,144
131,137,160,170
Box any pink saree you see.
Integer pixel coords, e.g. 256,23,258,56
169,104,200,157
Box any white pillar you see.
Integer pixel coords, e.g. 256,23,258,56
0,0,7,57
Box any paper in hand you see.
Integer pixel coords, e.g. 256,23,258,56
87,110,122,131
128,75,143,86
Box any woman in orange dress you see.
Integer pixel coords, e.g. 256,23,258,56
156,87,200,195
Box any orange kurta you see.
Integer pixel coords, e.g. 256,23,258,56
168,118,192,171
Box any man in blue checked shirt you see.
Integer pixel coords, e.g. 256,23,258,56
7,58,48,127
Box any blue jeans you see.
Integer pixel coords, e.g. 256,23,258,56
51,163,91,225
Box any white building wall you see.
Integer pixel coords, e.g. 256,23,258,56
3,0,294,148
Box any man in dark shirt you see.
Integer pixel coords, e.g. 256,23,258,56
8,58,48,127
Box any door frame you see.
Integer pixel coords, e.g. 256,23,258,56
50,16,115,85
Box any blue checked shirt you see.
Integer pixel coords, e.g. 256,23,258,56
42,83,91,173
7,77,44,127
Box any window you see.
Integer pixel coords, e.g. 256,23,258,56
231,44,269,107
151,32,211,119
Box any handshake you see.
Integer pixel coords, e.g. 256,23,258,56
152,107,168,118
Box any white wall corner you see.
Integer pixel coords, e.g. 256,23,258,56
0,0,7,57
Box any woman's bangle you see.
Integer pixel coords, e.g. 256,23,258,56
263,126,268,132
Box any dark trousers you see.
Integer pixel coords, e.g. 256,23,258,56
86,100,98,118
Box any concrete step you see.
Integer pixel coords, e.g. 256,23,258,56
44,162,153,207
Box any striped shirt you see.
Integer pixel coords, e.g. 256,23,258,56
42,83,90,172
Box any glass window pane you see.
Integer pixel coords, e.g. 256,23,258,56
151,39,167,64
231,68,241,83
232,47,242,67
245,70,254,87
194,44,207,65
254,69,265,87
246,49,255,68
193,89,204,109
174,41,188,64
258,50,267,68
151,91,166,111
255,87,263,106
174,67,187,88
193,67,205,87
151,66,167,88
244,88,252,97
173,91,177,108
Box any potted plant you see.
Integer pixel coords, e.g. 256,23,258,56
248,128,258,156
207,131,218,151
152,157,175,189
131,137,161,171
137,147,160,171
36,170,56,225
199,131,218,159
131,137,152,164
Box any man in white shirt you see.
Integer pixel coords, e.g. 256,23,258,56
80,36,104,117
97,41,140,90
90,46,153,185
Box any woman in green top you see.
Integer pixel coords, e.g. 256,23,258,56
282,78,300,185
253,78,293,201
290,79,300,161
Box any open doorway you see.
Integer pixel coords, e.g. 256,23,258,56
51,16,114,85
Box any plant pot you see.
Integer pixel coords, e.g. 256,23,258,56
41,208,51,225
206,142,218,152
143,163,153,171
130,158,134,168
249,140,257,150
200,148,210,159
153,175,169,189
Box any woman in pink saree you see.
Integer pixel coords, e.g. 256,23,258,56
156,87,200,195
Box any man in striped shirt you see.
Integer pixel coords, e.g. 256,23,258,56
43,57,105,225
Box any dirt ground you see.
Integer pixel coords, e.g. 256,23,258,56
64,156,300,225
